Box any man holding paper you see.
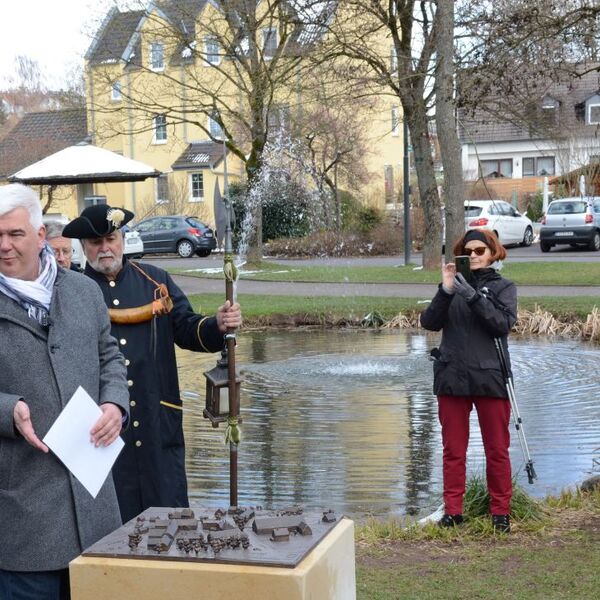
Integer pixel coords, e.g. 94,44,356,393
0,184,129,600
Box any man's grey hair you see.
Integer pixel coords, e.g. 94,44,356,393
45,221,68,240
0,183,43,229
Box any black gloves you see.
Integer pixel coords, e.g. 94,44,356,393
453,273,477,302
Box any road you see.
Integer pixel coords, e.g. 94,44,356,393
143,242,600,271
140,247,600,298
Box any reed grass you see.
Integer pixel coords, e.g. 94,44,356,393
383,305,600,343
356,476,551,544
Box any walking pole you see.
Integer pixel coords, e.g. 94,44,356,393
494,338,537,484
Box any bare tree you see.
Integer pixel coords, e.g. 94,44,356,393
89,0,332,262
319,1,445,269
435,0,464,258
294,84,375,229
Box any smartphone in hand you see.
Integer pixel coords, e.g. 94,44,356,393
455,255,471,281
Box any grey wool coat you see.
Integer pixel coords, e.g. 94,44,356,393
0,267,130,572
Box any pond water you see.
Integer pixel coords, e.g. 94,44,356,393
176,330,600,518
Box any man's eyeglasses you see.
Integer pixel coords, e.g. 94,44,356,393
463,247,488,257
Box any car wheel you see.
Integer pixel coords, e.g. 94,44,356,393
196,249,211,257
493,230,500,242
540,241,552,253
520,227,534,247
177,240,194,258
588,231,600,251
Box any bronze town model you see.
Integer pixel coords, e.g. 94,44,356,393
83,506,343,568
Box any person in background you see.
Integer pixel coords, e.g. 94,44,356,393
45,221,75,270
0,184,129,600
63,204,242,523
420,229,517,534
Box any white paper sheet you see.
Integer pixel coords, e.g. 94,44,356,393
43,386,124,498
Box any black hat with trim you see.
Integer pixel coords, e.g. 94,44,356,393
63,204,134,239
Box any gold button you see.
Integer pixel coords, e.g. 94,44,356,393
120,338,127,345
113,299,120,306
133,420,139,427
130,400,136,407
109,281,116,287
125,359,130,366
135,440,142,447
127,379,133,387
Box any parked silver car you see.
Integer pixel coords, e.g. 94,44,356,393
539,197,600,252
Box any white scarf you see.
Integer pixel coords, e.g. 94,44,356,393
0,242,58,326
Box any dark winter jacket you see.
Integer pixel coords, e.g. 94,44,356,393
84,259,224,523
420,268,517,398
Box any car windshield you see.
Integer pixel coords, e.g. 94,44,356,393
464,205,483,217
548,201,587,215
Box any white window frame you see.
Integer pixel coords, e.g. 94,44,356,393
111,81,122,102
391,106,400,136
190,172,205,202
149,42,164,71
522,156,555,177
153,114,167,144
588,103,600,124
390,46,398,73
204,36,220,65
262,26,278,54
208,114,223,139
155,174,169,204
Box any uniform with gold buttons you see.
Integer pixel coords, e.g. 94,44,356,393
84,259,224,523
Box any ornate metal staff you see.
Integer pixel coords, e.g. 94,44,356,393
223,198,241,506
203,156,241,506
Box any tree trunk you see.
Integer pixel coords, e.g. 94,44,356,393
435,0,464,261
244,140,264,265
406,102,442,270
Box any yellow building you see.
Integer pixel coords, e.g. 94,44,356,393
79,1,404,226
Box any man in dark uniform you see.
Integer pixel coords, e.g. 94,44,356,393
63,204,242,523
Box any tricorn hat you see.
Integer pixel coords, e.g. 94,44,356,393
63,204,134,239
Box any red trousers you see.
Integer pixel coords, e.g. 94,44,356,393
438,395,512,515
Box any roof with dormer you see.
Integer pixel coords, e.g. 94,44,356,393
171,141,227,170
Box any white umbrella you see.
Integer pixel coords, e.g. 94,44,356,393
9,143,159,185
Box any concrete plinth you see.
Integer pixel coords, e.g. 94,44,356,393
70,518,355,600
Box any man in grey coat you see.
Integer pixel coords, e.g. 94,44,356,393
0,184,130,600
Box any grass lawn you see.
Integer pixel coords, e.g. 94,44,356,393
174,261,600,286
188,293,600,322
355,487,600,599
356,534,600,599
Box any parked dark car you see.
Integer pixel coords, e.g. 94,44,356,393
132,215,216,257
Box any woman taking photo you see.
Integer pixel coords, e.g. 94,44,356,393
420,229,517,533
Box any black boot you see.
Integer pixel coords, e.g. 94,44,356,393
492,514,511,533
438,513,464,527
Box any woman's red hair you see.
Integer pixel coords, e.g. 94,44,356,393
452,229,507,262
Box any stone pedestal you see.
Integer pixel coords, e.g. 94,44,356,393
70,518,355,600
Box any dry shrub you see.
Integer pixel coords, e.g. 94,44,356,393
369,222,404,254
265,224,404,257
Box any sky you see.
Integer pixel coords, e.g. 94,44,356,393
0,0,122,90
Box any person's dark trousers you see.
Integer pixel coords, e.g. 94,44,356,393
438,395,512,515
0,568,70,600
